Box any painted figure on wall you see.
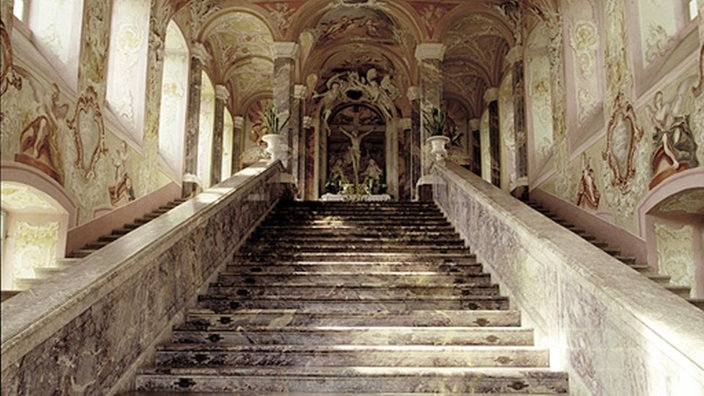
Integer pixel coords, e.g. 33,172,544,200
15,82,68,185
647,84,699,189
576,153,600,210
108,140,135,206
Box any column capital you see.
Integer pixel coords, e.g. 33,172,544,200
294,84,307,99
303,116,313,129
407,86,420,102
415,43,445,62
505,45,523,64
234,115,245,129
398,117,413,130
273,42,299,60
483,87,499,104
191,42,211,63
215,85,230,101
469,118,481,131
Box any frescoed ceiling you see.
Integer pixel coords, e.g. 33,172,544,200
170,0,531,117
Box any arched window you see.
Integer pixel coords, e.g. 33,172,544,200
628,0,700,93
221,107,234,180
105,0,150,142
197,72,215,188
158,21,189,179
20,0,84,88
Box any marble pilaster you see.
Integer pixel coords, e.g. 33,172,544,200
469,118,481,176
182,43,210,197
415,44,445,177
272,42,298,170
210,84,230,186
485,88,500,187
292,84,306,195
506,46,528,187
232,116,244,174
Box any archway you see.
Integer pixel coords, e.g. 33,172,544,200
323,104,387,197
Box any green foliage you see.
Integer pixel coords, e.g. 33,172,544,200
262,104,290,134
423,107,447,136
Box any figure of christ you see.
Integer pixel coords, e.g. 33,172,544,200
339,126,375,191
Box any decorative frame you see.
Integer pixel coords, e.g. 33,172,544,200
601,92,643,192
66,86,107,180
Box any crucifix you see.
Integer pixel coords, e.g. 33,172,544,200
332,106,385,192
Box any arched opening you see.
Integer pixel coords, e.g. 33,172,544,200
0,181,69,292
638,169,704,299
322,104,387,198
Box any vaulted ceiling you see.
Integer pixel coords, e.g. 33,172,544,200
171,0,543,119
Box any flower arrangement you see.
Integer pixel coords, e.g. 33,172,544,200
262,104,290,135
423,107,447,137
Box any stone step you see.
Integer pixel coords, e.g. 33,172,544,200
55,258,82,269
262,219,452,226
665,285,691,298
225,262,484,274
34,266,67,277
688,299,704,310
236,251,477,262
153,344,550,368
98,234,122,242
248,236,465,245
13,277,44,290
643,273,671,285
1,290,21,302
84,240,110,250
251,229,461,238
206,284,501,299
69,249,97,258
197,295,510,312
241,244,468,253
136,366,568,394
171,326,535,346
215,272,491,287
183,309,523,329
256,225,457,233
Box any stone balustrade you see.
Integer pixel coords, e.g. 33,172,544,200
432,161,704,396
1,160,290,395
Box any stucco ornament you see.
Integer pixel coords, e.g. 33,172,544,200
655,223,694,289
66,86,108,180
569,20,598,78
601,92,643,192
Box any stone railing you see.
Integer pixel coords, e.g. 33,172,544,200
1,161,291,395
432,162,704,396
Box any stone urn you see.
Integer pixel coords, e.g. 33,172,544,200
427,135,450,163
261,133,288,166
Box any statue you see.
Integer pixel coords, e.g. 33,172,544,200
339,126,375,190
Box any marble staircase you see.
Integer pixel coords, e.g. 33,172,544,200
526,201,703,311
3,199,187,299
134,201,568,394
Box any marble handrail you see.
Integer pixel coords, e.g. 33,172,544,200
432,161,704,396
1,160,289,395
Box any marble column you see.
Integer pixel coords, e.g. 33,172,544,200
485,88,500,187
272,42,298,170
506,46,528,190
182,43,210,198
415,44,445,177
398,117,413,201
292,84,306,194
210,84,229,186
469,118,481,176
232,115,244,175
407,86,421,200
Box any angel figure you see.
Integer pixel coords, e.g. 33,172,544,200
646,82,699,188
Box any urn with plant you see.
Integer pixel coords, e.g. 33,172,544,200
260,104,291,165
423,106,450,162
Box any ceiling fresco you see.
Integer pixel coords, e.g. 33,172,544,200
170,0,531,117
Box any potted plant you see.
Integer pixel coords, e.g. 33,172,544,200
423,107,450,162
260,104,291,165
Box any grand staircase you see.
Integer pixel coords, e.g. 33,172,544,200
135,200,568,394
526,201,704,311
